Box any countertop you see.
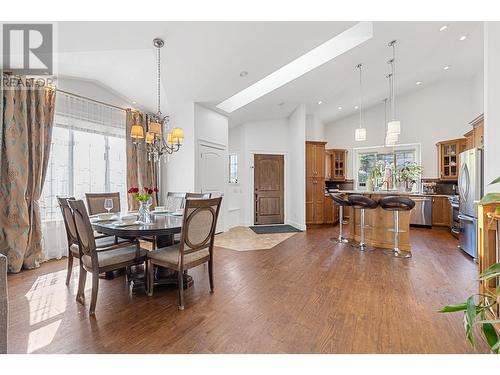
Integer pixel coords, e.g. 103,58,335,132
325,190,454,198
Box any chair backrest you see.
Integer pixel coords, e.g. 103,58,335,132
179,197,222,266
348,194,379,209
68,199,97,260
56,196,78,246
186,192,212,199
85,192,121,215
165,192,186,211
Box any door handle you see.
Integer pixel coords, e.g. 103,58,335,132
458,214,473,222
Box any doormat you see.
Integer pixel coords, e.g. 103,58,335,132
249,225,302,234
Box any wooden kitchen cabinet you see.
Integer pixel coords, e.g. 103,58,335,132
328,149,348,181
325,150,332,180
432,196,451,227
464,114,484,150
323,195,339,224
306,141,327,225
436,138,466,180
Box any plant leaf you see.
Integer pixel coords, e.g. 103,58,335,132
465,296,477,349
479,263,500,280
439,303,467,313
479,193,500,206
481,323,500,354
489,176,500,185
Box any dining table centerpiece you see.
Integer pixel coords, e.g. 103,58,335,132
128,186,158,223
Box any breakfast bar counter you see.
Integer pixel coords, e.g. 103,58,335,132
336,191,413,252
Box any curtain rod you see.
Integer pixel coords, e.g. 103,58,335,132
55,88,134,112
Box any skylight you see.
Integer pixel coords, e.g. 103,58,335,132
216,22,373,113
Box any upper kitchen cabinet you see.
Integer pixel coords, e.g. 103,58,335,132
464,114,484,150
436,138,466,180
306,141,326,179
325,149,348,181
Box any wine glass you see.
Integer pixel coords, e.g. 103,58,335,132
104,198,113,214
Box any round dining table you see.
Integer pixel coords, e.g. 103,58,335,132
90,212,193,289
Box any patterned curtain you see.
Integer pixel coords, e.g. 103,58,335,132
125,109,157,211
0,77,56,273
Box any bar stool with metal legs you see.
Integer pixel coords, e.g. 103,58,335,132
328,193,351,244
347,194,378,251
378,196,415,259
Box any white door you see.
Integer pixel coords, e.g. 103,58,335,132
198,143,226,232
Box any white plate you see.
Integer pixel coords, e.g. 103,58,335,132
152,209,171,214
114,221,142,227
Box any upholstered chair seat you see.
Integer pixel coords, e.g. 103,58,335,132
81,246,147,269
148,244,209,269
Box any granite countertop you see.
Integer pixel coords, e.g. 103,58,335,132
325,190,454,198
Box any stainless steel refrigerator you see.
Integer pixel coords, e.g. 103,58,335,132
458,148,483,259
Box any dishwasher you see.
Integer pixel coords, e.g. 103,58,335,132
409,196,432,227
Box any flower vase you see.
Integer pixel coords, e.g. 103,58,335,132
138,200,152,224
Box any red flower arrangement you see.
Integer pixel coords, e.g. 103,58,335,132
128,187,158,202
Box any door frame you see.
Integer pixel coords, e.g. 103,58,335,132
250,151,287,226
196,139,227,232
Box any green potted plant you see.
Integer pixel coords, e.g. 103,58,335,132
397,161,423,192
439,176,500,353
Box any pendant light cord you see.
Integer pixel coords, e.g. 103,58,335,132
157,45,161,116
357,63,363,130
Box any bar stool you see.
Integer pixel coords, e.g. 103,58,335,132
378,196,415,259
347,195,378,251
328,193,351,244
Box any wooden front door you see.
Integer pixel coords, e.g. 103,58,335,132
254,154,284,225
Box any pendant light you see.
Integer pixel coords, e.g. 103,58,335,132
355,63,367,142
387,40,401,136
385,73,398,146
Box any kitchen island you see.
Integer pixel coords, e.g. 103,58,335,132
335,191,416,252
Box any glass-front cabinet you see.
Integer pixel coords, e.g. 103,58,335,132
325,149,348,181
437,139,466,180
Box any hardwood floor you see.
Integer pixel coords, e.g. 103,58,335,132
6,226,482,353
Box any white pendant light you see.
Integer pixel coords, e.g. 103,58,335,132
355,63,366,141
387,40,401,136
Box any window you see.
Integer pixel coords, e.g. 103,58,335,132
354,144,421,190
228,153,238,184
40,93,127,221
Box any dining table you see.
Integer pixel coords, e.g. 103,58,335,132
90,211,193,289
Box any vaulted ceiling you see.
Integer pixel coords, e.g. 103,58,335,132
56,21,483,127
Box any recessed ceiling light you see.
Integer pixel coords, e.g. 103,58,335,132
132,100,137,104
239,71,248,77
416,81,422,85
439,25,448,32
278,102,285,106
338,106,343,110
459,35,467,41
216,22,373,113
443,65,450,70
317,100,323,105
354,105,359,110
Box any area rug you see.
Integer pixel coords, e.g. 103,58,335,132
215,226,298,251
249,224,302,234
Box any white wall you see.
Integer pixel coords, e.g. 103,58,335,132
227,108,307,230
484,22,500,193
161,102,196,197
286,105,306,230
324,77,482,179
306,114,325,141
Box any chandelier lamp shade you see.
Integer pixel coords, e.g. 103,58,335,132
354,63,367,142
129,37,184,161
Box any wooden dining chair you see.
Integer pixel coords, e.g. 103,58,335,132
68,199,147,315
165,192,186,211
147,197,222,310
85,192,121,215
185,192,212,199
57,196,118,286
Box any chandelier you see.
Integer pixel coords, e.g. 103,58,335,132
130,38,183,161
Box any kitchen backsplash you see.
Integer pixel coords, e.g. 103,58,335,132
325,179,458,195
